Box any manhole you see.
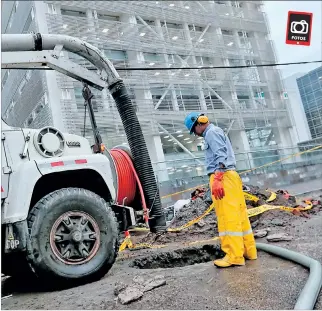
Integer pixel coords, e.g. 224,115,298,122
129,244,225,269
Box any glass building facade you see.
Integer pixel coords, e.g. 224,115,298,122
296,66,322,139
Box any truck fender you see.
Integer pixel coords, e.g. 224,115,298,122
35,154,116,201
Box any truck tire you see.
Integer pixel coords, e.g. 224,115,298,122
27,188,119,286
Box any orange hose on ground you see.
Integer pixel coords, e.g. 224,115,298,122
110,149,149,225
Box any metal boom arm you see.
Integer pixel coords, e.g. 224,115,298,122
1,33,167,233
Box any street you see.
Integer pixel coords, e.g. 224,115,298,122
2,209,321,310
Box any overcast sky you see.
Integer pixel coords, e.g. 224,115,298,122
264,1,322,78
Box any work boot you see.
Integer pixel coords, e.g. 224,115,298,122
244,249,258,260
213,255,245,268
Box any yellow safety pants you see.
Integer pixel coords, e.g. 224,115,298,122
210,170,257,265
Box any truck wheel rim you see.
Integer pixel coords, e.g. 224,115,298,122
50,211,100,265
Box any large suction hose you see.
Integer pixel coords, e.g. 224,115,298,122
1,33,166,233
257,243,322,310
109,81,166,232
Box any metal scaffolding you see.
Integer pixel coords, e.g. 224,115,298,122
2,0,293,152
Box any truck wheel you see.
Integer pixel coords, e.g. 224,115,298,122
27,188,119,286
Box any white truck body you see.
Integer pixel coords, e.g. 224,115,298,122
1,120,117,224
0,33,154,285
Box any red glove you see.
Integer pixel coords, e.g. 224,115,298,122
212,172,225,200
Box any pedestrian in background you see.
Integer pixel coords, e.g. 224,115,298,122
184,112,257,268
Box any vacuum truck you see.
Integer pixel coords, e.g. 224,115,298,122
1,33,166,286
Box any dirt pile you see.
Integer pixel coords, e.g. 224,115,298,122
133,185,321,247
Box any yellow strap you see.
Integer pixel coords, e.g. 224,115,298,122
119,237,133,251
124,201,313,250
266,191,277,202
168,203,215,232
243,192,260,202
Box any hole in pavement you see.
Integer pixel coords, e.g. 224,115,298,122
129,244,226,269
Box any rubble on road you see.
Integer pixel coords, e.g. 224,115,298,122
254,228,271,238
114,275,166,305
133,185,321,247
266,233,294,242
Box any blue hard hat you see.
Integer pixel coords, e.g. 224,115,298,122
184,112,202,134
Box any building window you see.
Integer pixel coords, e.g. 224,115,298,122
14,1,19,12
8,13,14,29
104,49,128,61
314,89,322,100
1,70,10,90
18,79,26,94
23,8,33,32
35,103,44,114
27,116,33,126
97,13,119,21
188,24,204,32
161,21,182,29
143,52,162,63
47,4,57,14
31,7,34,20
7,100,16,117
238,31,250,37
61,9,86,18
61,89,71,100
221,29,233,35
136,18,154,25
26,70,31,81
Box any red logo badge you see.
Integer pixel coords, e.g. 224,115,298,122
285,11,313,46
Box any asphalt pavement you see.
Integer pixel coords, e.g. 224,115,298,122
2,211,321,310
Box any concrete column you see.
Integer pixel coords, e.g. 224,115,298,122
182,22,207,111
229,130,255,170
33,1,66,132
86,9,95,28
155,19,179,111
272,125,298,164
145,135,169,182
101,88,111,113
233,30,257,110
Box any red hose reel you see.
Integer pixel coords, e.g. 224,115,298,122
110,148,149,225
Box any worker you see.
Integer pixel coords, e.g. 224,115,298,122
184,112,257,268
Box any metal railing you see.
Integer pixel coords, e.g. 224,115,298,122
152,145,322,181
154,144,322,205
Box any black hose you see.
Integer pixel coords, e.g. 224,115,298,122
108,81,166,233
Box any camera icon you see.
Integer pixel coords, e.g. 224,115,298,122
290,20,309,34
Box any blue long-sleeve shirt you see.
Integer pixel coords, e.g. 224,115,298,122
203,124,236,174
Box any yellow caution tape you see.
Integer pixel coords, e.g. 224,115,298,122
246,201,313,217
129,200,313,236
119,240,167,252
243,192,260,202
121,201,313,251
167,203,215,232
119,232,168,252
122,200,313,251
119,237,133,251
266,191,277,203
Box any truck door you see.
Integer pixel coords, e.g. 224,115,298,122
1,132,9,200
1,121,29,200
